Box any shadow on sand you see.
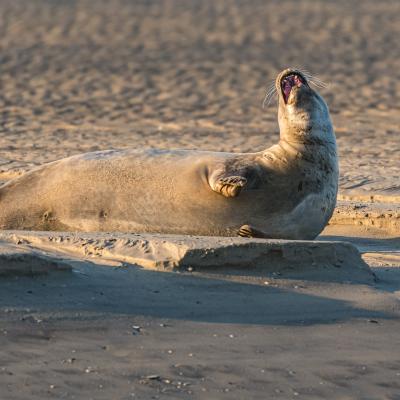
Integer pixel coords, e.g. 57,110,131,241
321,235,400,253
0,260,394,327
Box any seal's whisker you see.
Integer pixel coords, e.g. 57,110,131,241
292,65,312,77
262,92,277,108
293,67,330,89
264,81,276,93
262,84,277,108
295,68,313,81
293,65,309,73
263,81,277,99
309,76,329,88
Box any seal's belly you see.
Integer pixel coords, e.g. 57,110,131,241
56,185,335,239
61,175,262,236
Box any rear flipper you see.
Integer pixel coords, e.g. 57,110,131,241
238,224,269,238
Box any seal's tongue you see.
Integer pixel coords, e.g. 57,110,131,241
282,74,304,103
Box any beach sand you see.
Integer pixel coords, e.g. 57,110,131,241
0,0,399,398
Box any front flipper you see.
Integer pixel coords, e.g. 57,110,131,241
209,158,262,198
238,224,268,238
213,175,247,198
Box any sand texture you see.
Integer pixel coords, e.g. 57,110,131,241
0,0,399,399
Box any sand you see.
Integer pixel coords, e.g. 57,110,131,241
0,0,399,399
1,232,400,399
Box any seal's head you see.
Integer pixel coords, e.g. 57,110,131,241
276,68,334,144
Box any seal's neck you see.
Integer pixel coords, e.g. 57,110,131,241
278,105,336,151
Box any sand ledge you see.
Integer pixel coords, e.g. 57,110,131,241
0,230,374,283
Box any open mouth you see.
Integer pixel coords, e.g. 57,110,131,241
281,73,307,103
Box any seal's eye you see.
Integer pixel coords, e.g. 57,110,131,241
281,74,305,103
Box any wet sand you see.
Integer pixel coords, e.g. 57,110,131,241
0,0,399,399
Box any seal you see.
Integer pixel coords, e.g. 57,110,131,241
0,68,338,239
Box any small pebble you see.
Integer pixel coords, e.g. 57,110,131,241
62,358,76,364
132,325,141,335
146,375,160,380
